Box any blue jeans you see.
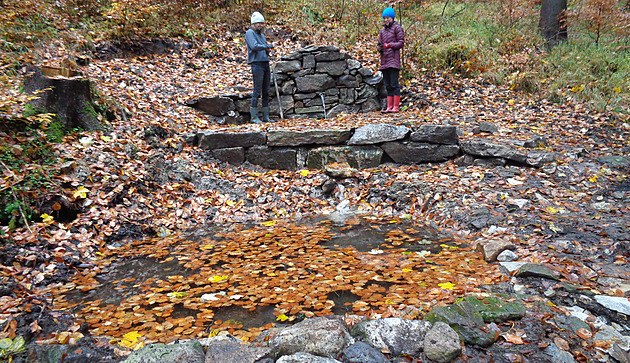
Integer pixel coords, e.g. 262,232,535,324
251,62,270,108
382,68,401,96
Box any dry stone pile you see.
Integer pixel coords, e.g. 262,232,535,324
187,45,385,123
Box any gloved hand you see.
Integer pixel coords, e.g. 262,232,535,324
383,43,391,49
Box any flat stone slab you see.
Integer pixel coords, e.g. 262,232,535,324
594,295,630,316
460,139,555,167
267,128,353,147
381,142,460,163
463,296,526,323
347,123,410,145
307,146,383,169
197,130,266,150
514,263,559,280
247,146,297,170
410,125,459,145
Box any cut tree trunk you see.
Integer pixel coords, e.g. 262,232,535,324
22,66,105,131
539,0,568,46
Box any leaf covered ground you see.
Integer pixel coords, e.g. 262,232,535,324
1,28,629,359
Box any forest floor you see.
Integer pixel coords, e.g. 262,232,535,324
1,31,629,361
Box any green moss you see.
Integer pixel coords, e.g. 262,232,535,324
23,104,44,118
45,121,66,143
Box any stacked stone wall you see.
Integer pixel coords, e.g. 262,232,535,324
183,124,556,170
187,45,385,123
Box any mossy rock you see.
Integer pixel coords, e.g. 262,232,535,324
463,296,526,323
424,300,494,347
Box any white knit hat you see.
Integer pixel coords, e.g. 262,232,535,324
251,12,265,24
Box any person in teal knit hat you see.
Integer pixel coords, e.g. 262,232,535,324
245,11,274,123
378,6,405,113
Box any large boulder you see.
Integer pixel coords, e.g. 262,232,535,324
350,318,432,356
123,340,205,363
270,316,351,358
424,300,495,347
204,335,272,363
423,322,462,363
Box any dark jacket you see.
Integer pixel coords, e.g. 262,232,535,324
378,21,404,70
245,27,272,64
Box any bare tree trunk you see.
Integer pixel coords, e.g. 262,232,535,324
539,0,568,47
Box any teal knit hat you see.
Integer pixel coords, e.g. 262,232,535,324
382,7,395,19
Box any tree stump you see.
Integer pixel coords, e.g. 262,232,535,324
22,66,105,131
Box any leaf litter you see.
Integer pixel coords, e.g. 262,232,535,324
0,27,628,357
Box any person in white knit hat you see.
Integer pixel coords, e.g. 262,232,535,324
245,11,274,123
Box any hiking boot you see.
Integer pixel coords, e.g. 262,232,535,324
250,107,261,123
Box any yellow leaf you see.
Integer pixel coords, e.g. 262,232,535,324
299,170,310,176
167,291,188,298
588,175,598,183
570,85,585,93
117,331,144,350
277,314,289,322
438,282,455,290
200,244,215,250
614,87,621,94
226,200,236,206
508,99,515,105
100,135,111,142
41,214,54,223
72,186,89,199
208,275,229,283
545,206,558,214
261,220,277,227
122,331,142,342
402,269,413,272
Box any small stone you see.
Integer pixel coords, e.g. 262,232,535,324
476,238,515,262
423,322,462,363
513,284,526,294
544,343,576,363
514,263,559,280
497,250,518,262
478,121,499,134
544,287,556,298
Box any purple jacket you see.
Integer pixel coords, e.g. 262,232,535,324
378,21,405,70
